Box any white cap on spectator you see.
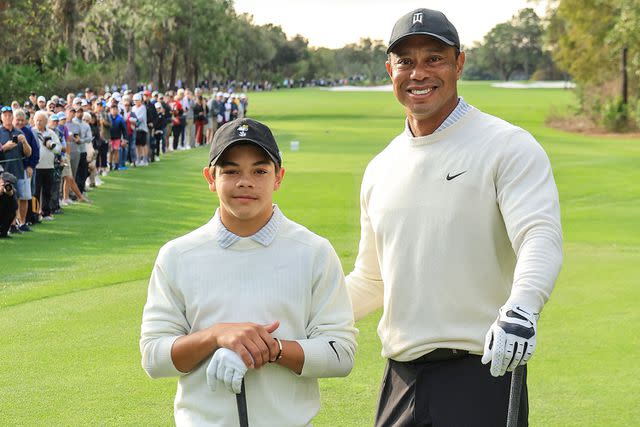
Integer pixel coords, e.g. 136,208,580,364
154,102,162,109
152,91,158,97
81,100,88,106
133,93,142,101
37,96,46,103
73,97,81,105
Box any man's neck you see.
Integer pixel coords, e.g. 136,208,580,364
406,97,460,137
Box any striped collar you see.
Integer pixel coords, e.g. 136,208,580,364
405,97,472,136
214,205,284,248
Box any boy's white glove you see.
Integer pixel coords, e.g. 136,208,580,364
206,348,248,394
481,305,537,377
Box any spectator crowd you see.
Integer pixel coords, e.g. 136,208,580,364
0,85,250,239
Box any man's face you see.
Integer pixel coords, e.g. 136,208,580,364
13,115,26,128
386,35,464,128
37,100,46,109
204,144,284,233
1,111,13,128
35,115,47,130
110,106,118,115
76,109,83,119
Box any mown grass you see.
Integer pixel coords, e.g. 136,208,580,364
1,83,638,425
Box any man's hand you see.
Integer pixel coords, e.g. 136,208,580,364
211,321,280,369
206,348,247,394
481,305,537,377
26,167,33,179
2,141,17,151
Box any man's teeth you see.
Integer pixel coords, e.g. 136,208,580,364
411,88,433,95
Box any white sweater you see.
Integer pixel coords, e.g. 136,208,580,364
346,107,562,362
140,208,357,426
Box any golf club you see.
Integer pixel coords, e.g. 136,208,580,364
236,377,249,427
506,365,525,427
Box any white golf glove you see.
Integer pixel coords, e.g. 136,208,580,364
206,348,248,394
481,305,537,377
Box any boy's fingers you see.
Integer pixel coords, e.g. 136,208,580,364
264,320,280,333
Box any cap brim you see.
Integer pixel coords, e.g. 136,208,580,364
387,32,457,54
209,139,280,167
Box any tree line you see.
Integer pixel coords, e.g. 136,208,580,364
0,0,637,131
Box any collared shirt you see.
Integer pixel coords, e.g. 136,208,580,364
214,204,284,248
406,97,472,136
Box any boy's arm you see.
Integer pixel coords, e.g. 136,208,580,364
294,240,358,379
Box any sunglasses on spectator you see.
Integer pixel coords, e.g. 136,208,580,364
1,106,12,112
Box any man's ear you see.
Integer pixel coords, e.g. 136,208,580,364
385,60,393,79
203,166,216,192
274,167,285,191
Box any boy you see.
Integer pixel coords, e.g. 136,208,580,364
140,118,357,426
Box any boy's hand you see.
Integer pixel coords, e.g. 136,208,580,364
210,321,280,369
206,348,247,394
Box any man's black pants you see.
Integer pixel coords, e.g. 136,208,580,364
375,351,528,427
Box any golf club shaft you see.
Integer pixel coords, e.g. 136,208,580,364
236,378,249,427
506,365,524,427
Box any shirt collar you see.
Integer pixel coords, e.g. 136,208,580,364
213,204,284,248
405,97,471,137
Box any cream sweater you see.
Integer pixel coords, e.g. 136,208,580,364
346,107,562,362
140,209,357,426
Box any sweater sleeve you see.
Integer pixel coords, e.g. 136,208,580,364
297,240,358,379
497,130,563,313
345,168,385,321
140,246,190,378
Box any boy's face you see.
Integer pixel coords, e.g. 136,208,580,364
203,144,284,235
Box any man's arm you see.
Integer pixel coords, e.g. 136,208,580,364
345,172,384,321
18,133,31,157
497,130,563,312
295,239,358,379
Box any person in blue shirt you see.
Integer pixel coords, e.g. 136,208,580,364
108,104,127,170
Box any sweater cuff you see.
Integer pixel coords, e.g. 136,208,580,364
142,335,184,378
297,338,328,378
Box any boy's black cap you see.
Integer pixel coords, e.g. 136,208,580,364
208,118,281,167
387,8,460,54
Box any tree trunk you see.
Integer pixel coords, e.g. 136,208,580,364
193,59,199,90
126,32,137,91
169,49,178,91
157,46,166,91
621,46,628,105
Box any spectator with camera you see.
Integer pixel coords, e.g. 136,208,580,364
0,106,32,235
32,111,61,221
13,108,40,229
0,168,18,238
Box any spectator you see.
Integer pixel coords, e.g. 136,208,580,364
94,101,110,176
33,111,61,221
70,107,92,195
192,95,207,146
0,169,18,238
57,112,89,206
171,95,185,150
108,104,127,171
122,99,138,169
143,90,158,163
13,108,40,229
131,93,149,166
0,106,32,235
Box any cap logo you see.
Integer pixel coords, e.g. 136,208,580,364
237,124,249,137
412,12,423,24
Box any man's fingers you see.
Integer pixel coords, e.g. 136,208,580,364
223,367,235,393
234,347,255,369
264,320,280,334
256,326,279,361
481,329,493,365
231,371,243,394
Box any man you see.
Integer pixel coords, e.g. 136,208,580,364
14,109,40,230
131,93,149,165
36,96,46,112
345,8,563,427
0,106,32,234
140,118,357,425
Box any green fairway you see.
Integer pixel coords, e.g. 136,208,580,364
1,83,638,425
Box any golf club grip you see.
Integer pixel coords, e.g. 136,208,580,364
236,378,249,427
506,366,525,427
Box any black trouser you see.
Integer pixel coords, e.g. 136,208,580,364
75,152,88,193
172,123,185,149
375,352,528,427
35,168,54,217
97,143,109,169
0,193,17,235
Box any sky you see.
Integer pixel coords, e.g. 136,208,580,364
234,0,548,49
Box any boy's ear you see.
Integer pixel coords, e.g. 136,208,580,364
202,166,217,192
274,167,285,191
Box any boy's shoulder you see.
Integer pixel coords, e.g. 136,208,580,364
278,214,333,253
157,221,216,260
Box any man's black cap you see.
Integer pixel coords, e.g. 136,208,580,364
208,118,281,167
387,8,460,54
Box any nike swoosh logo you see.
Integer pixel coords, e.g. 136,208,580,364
328,341,340,361
446,171,467,181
